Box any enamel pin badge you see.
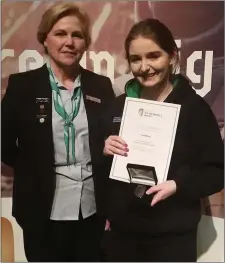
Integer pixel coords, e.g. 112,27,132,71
36,98,49,123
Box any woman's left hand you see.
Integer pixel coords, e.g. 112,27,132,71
146,180,177,207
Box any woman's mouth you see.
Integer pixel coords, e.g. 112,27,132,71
62,51,76,55
147,72,156,78
142,72,157,80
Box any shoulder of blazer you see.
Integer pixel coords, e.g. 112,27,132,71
80,67,113,92
80,67,110,82
8,64,48,85
10,65,108,83
6,65,49,100
10,65,110,89
3,65,48,101
80,67,115,101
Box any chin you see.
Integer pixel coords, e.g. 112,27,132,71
141,79,158,88
59,59,79,68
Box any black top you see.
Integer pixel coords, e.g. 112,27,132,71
100,74,224,235
1,65,115,228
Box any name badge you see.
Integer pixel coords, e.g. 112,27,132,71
86,95,101,103
113,117,122,123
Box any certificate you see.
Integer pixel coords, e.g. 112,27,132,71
109,97,181,186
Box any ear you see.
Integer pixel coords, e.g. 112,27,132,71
169,51,179,74
125,61,132,74
169,51,177,66
44,40,47,48
43,40,49,54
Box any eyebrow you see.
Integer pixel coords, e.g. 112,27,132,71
129,51,162,57
129,51,162,60
53,29,83,34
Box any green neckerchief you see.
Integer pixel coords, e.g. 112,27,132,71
47,62,81,166
125,76,179,98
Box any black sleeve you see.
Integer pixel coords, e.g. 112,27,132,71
94,77,115,217
96,106,115,218
1,75,19,168
102,77,115,106
97,77,115,163
99,86,118,157
174,98,224,200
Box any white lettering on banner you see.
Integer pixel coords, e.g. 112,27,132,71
1,47,214,97
187,51,213,97
19,50,44,72
2,49,15,60
1,50,115,84
89,51,114,83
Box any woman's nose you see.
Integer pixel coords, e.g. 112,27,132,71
65,35,74,46
140,60,150,73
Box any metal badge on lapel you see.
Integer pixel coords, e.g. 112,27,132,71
113,117,122,123
86,95,101,103
36,98,49,123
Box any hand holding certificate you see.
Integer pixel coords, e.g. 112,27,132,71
109,97,180,196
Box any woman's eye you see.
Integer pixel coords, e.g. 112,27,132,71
147,53,161,59
130,57,140,63
72,33,84,39
55,32,65,36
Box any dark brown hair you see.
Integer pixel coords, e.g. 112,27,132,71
125,18,179,74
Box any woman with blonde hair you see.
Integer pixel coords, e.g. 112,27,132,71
2,2,114,261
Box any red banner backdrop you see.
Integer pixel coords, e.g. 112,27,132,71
1,1,224,262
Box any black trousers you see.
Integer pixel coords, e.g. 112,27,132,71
102,227,197,262
22,213,104,262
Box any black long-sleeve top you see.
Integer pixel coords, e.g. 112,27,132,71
99,74,224,235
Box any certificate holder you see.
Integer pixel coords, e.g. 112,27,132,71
109,97,181,198
127,163,158,198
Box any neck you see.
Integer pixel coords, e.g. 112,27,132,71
49,59,80,90
140,77,173,102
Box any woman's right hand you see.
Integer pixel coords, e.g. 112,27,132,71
105,219,111,231
103,135,129,157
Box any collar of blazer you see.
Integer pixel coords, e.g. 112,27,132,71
35,64,93,96
34,64,98,126
29,64,103,165
35,63,100,105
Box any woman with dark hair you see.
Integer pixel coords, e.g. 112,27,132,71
102,18,224,262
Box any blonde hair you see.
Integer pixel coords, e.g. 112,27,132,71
37,2,91,52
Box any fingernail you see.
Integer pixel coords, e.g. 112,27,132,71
125,148,129,152
124,153,128,157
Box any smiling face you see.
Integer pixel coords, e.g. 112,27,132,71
44,15,87,69
128,36,174,89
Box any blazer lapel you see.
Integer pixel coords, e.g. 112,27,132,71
34,65,52,123
80,67,103,159
80,67,95,123
35,65,52,104
34,65,54,162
